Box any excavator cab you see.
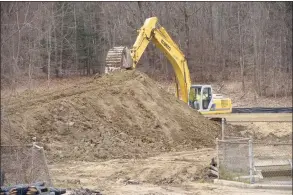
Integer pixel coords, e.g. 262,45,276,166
189,85,214,111
189,85,232,114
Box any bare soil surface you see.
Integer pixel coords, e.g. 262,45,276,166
1,72,291,194
50,148,291,195
64,184,291,195
236,122,292,141
62,183,291,195
217,113,292,142
1,70,221,163
50,149,215,189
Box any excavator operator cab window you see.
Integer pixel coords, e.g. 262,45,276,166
195,87,201,101
202,87,212,110
189,86,202,110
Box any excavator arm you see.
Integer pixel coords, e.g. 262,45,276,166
152,27,191,103
130,17,157,67
105,17,191,103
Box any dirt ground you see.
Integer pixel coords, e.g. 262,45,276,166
1,71,292,194
1,70,221,163
49,149,215,189
236,121,292,140
62,183,291,195
49,148,291,195
205,113,292,141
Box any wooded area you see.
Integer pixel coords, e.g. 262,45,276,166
1,2,292,97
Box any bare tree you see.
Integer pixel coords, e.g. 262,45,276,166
0,2,291,98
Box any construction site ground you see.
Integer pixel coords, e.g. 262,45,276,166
1,70,292,194
50,149,291,195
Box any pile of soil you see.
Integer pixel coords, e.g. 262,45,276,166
1,70,220,162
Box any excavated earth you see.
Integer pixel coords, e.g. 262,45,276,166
1,70,221,163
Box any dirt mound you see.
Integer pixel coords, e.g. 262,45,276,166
1,70,220,162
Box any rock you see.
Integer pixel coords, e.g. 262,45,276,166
126,179,140,185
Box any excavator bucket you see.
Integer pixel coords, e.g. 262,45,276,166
105,46,133,74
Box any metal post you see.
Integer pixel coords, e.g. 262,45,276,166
40,147,53,186
31,143,34,182
221,118,225,140
249,136,255,183
248,137,255,184
216,138,220,179
33,143,53,186
289,160,292,177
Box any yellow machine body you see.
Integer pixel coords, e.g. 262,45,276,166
105,17,232,115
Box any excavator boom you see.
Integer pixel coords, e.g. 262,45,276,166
105,17,232,115
105,17,191,103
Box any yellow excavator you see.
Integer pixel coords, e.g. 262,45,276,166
105,17,232,115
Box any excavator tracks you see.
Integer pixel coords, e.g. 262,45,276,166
105,46,132,73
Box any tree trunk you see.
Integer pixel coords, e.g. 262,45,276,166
73,4,79,71
59,3,64,77
47,23,51,88
28,39,32,90
238,5,245,91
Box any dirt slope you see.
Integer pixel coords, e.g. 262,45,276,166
1,70,220,162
